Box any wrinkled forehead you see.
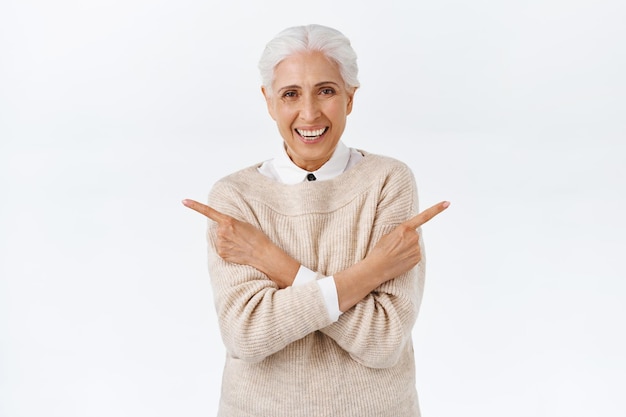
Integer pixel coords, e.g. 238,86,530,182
270,51,345,92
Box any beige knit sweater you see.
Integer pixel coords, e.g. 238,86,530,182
206,151,425,417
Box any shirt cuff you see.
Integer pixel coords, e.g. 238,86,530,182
317,276,342,322
292,266,342,322
292,265,317,286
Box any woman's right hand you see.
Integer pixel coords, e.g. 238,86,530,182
366,201,450,282
334,201,449,312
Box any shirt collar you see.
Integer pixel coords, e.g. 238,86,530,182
273,141,351,184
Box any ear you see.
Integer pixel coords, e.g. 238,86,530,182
261,86,276,120
345,87,357,115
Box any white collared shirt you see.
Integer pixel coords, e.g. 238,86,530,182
257,141,364,322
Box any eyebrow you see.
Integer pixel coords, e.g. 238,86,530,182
277,81,341,93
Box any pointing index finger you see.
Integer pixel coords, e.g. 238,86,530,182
404,201,450,229
182,199,231,223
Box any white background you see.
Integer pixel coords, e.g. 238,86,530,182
1,0,625,416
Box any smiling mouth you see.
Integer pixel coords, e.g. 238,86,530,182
295,127,328,141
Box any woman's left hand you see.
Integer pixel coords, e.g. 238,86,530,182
182,199,299,287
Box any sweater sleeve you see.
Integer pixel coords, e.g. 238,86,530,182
319,163,425,369
320,235,425,369
293,266,342,322
206,184,334,363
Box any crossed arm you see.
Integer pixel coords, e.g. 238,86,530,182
182,198,449,313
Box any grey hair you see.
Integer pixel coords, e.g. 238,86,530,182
258,24,360,92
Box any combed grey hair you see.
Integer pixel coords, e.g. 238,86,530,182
258,24,360,92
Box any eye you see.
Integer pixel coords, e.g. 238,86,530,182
319,87,335,95
282,90,298,99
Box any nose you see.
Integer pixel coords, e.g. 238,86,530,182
299,94,321,122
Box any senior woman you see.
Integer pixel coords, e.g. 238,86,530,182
183,24,448,417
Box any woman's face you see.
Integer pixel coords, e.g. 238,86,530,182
262,51,356,172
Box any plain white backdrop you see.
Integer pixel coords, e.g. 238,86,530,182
1,0,625,416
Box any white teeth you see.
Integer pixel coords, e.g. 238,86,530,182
296,128,326,137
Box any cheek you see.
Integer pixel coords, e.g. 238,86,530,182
277,108,297,128
328,103,347,124
329,98,349,115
